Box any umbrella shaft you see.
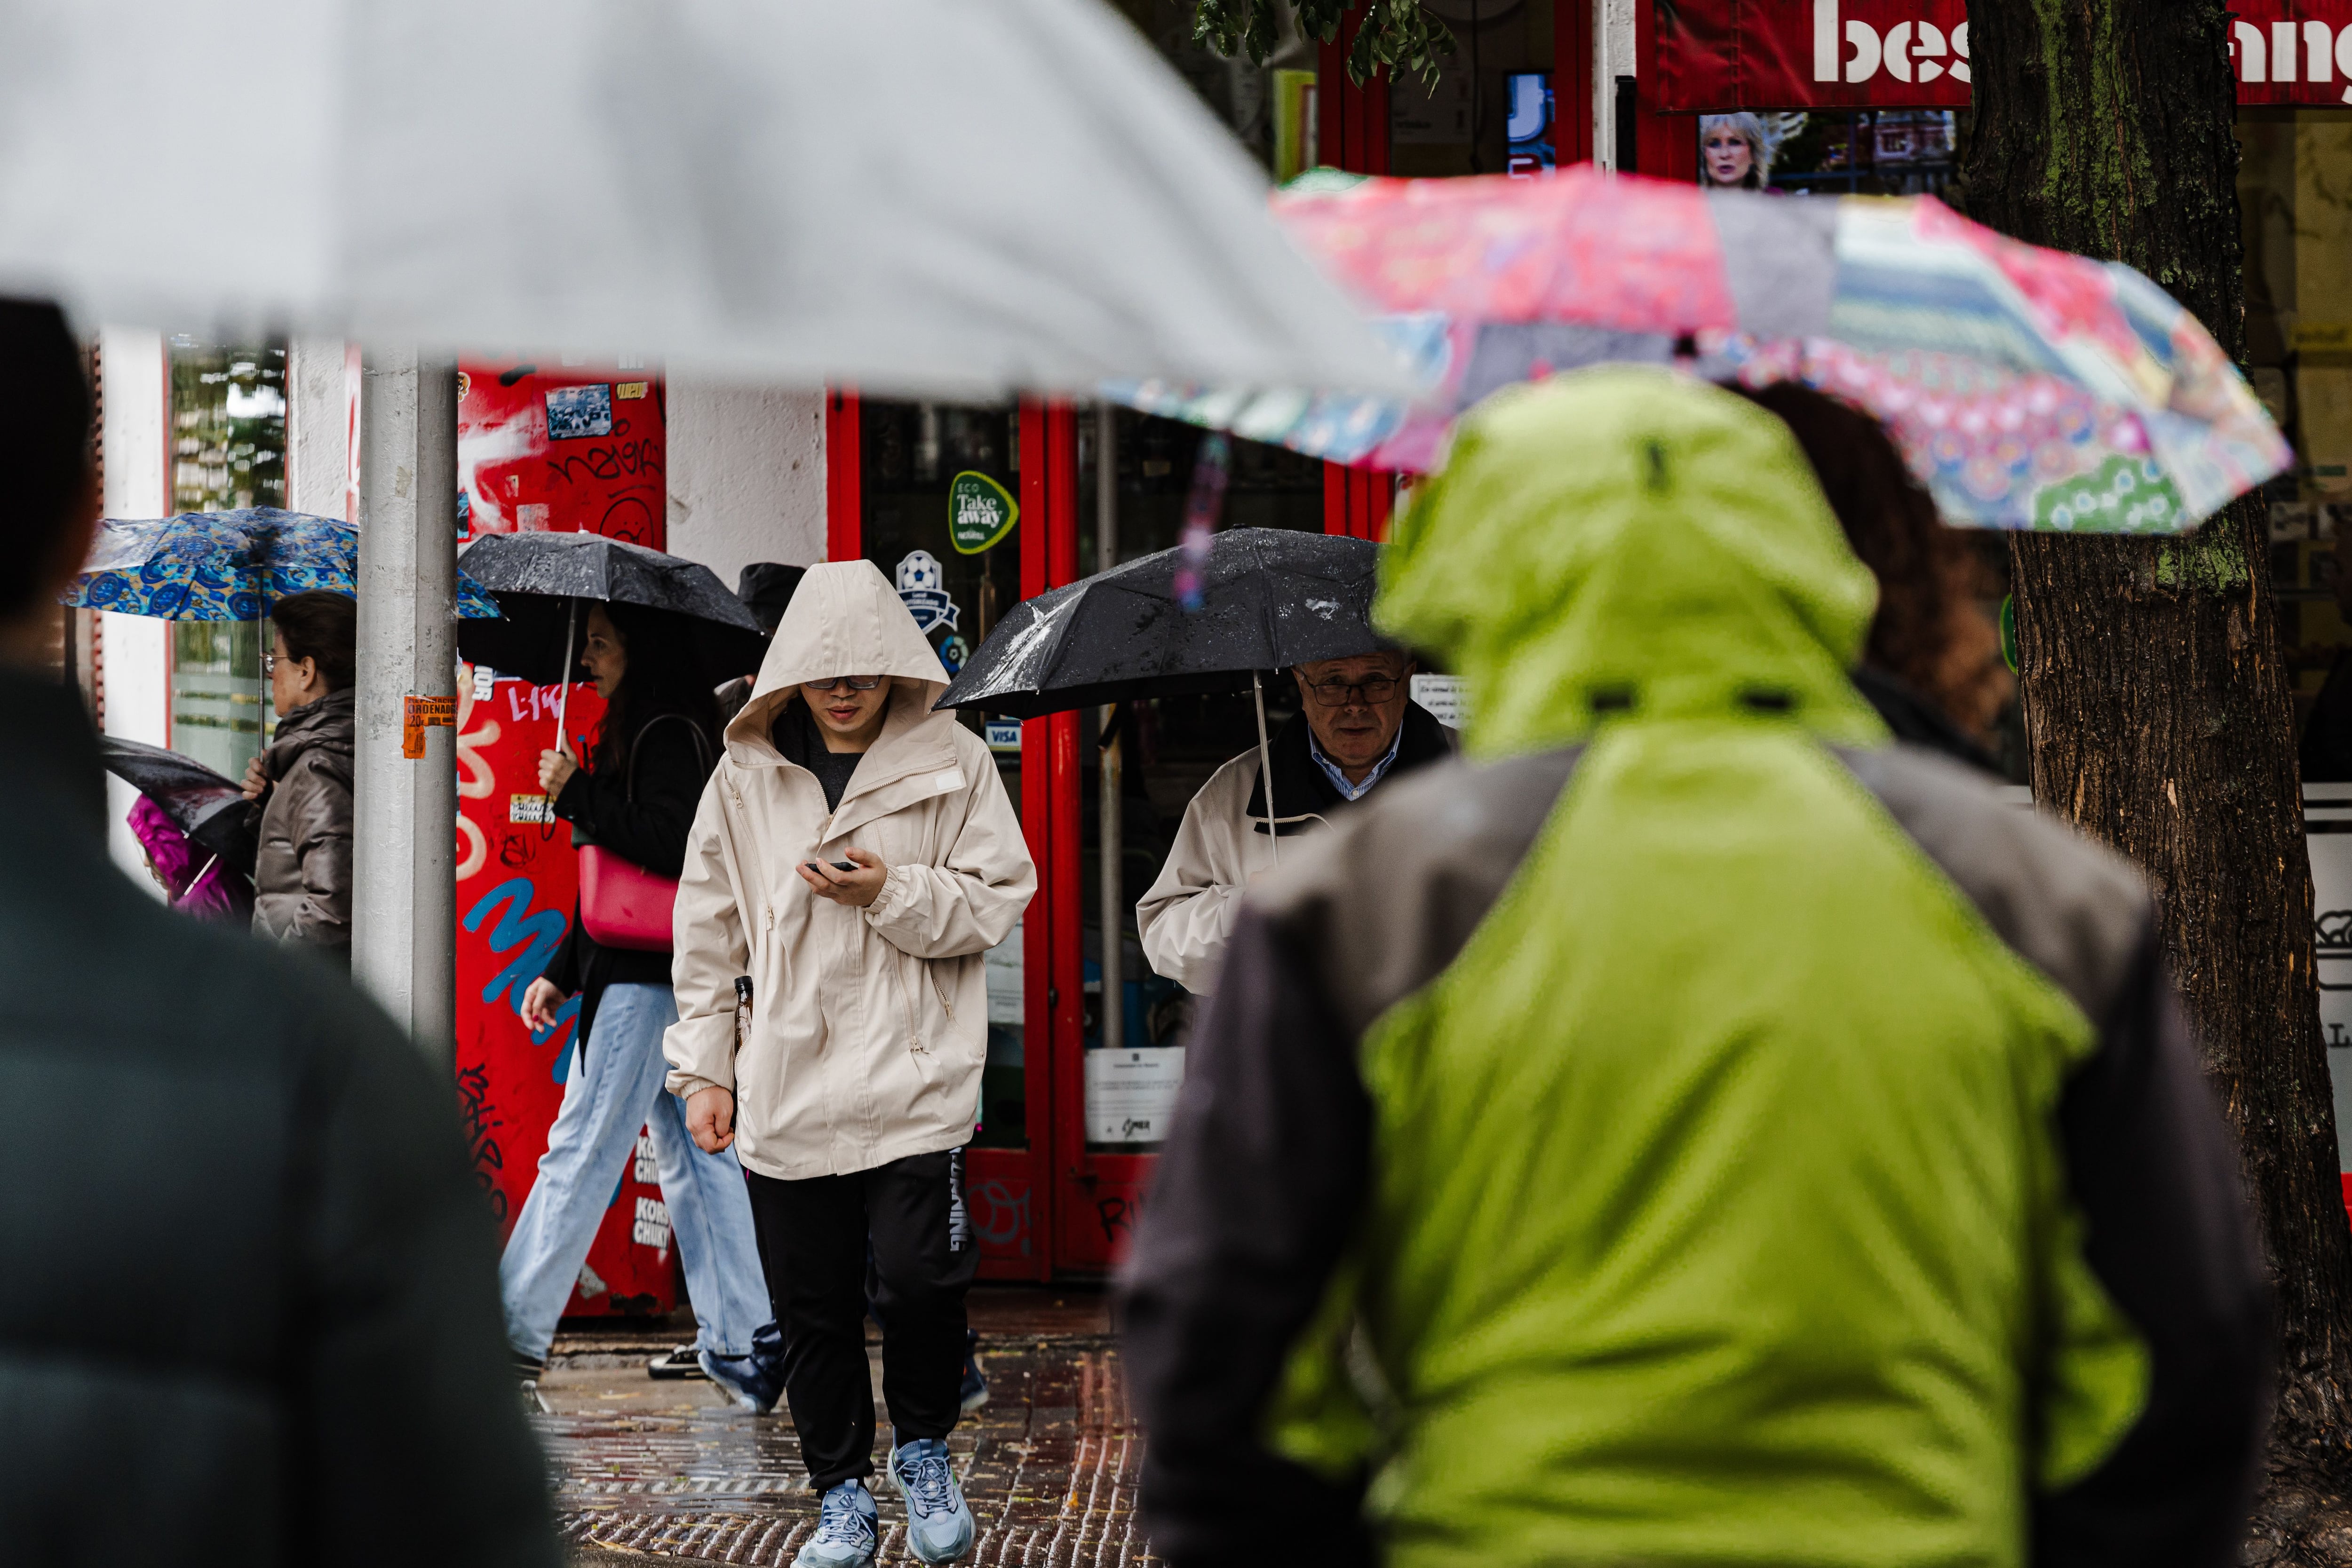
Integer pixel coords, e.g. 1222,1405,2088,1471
1254,671,1278,866
556,601,577,758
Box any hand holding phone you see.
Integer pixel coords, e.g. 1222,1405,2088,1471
798,847,889,908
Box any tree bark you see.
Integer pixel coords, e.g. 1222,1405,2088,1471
1963,1,2352,1556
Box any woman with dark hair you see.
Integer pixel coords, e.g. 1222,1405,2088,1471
1729,381,2011,772
502,600,785,1412
239,587,358,958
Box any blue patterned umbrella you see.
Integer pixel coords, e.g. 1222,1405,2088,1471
64,507,499,619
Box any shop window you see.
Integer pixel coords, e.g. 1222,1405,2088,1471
1697,111,1963,197
2242,110,2352,747
1112,0,1317,175
860,400,1029,1147
1074,411,1324,1149
1386,0,1558,178
167,339,285,783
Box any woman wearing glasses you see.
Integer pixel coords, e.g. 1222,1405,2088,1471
503,599,786,1416
666,560,1034,1568
1137,649,1456,997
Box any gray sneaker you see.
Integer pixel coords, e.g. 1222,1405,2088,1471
794,1479,877,1568
889,1438,975,1563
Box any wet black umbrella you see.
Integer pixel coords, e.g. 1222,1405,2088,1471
454,531,769,688
99,736,258,878
935,529,1382,719
938,529,1386,863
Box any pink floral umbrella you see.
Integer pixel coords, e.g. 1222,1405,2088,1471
1109,168,2290,532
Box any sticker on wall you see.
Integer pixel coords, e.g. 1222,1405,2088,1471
544,383,614,441
615,381,648,401
948,470,1020,555
984,718,1022,752
937,634,971,675
1085,1046,1186,1144
897,550,961,634
1409,673,1469,730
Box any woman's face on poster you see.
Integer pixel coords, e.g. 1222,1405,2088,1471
1703,127,1754,186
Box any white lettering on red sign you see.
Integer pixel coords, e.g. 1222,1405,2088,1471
2230,19,2352,100
1812,2,1970,87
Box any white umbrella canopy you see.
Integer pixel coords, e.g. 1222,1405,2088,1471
0,0,1408,399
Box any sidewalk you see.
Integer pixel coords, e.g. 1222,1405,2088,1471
547,1287,1154,1566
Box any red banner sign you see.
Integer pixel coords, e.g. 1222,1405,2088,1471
1656,0,2352,112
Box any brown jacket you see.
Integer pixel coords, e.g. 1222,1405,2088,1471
252,687,355,954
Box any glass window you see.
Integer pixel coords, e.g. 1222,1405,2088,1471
1694,111,1964,198
167,340,286,782
2243,111,2352,738
1382,1,1558,179
860,399,1028,1148
1077,411,1324,1149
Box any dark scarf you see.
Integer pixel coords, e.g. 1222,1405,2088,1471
1241,701,1455,837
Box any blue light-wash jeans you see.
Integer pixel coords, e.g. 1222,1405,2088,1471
500,982,774,1362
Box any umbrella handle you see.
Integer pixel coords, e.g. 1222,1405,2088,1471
1254,670,1278,867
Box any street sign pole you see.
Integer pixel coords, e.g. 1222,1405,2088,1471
353,346,459,1064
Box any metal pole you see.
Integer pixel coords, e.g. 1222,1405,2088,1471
353,347,459,1063
1096,403,1123,1053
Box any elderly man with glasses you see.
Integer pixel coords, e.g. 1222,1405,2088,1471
1138,649,1455,996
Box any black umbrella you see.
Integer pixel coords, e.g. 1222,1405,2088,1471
99,736,258,878
936,529,1382,718
456,532,768,686
937,528,1387,863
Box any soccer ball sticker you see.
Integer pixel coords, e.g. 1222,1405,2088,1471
896,550,960,634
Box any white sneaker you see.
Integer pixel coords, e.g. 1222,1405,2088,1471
889,1438,975,1563
794,1479,878,1568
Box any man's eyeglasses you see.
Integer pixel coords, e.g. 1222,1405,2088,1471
262,652,280,675
1302,675,1399,707
805,676,883,692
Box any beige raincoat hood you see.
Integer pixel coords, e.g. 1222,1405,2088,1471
664,560,1036,1180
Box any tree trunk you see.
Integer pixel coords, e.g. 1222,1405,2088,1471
1963,2,2352,1557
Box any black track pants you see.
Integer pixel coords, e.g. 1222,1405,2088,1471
744,1148,977,1490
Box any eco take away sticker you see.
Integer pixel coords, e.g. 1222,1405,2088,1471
948,470,1019,555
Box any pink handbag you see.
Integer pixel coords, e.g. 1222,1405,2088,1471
575,714,712,954
578,846,680,952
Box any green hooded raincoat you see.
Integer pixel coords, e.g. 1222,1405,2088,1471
1120,369,2270,1568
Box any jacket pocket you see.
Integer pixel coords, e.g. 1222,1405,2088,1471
928,954,962,1022
890,949,927,1056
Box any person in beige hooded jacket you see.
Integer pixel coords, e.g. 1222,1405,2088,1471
667,559,1033,1568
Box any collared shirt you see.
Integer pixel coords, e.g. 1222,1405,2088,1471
1308,723,1405,802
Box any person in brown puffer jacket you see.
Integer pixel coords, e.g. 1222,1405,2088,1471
240,588,357,961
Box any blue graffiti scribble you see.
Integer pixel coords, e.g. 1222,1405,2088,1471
462,876,579,1073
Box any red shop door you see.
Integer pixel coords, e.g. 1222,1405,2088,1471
826,392,1074,1279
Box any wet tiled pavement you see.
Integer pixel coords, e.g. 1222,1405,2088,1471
546,1289,1157,1566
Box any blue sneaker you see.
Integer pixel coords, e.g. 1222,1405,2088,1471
959,1328,987,1414
889,1437,975,1563
794,1479,877,1568
700,1322,786,1414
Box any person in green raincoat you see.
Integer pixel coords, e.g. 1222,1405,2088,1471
1119,369,2271,1568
